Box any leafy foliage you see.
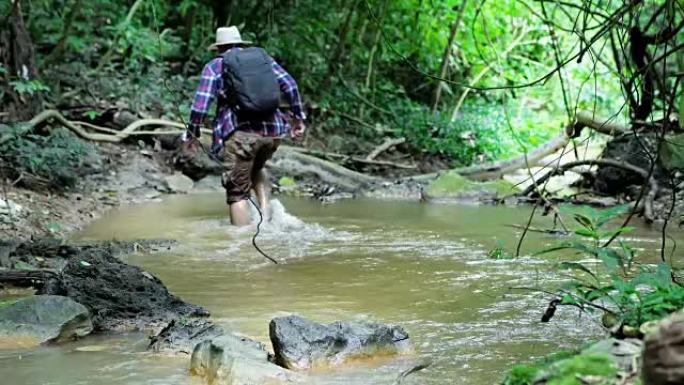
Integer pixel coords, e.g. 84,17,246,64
0,126,101,189
502,350,578,385
538,205,684,328
14,0,639,164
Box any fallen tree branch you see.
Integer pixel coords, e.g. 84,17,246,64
366,137,405,160
407,111,630,183
289,147,416,169
408,132,570,182
568,110,629,137
0,269,58,287
270,146,380,190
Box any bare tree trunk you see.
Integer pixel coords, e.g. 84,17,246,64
431,0,468,113
0,0,43,122
46,0,83,63
181,5,198,56
359,0,388,119
324,0,360,83
212,0,234,28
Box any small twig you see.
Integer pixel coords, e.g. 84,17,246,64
393,361,432,385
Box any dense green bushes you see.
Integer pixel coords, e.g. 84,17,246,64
0,126,101,189
4,0,635,165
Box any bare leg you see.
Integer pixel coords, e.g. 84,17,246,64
229,199,251,226
252,169,272,221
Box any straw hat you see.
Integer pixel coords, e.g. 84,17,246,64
208,26,251,50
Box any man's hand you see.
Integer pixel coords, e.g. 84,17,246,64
290,119,306,139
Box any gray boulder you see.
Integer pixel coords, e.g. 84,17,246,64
0,295,93,345
162,172,195,194
269,315,411,370
643,311,684,385
191,333,298,385
149,317,226,354
583,338,643,373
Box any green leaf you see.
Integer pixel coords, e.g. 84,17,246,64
558,261,599,281
597,248,622,272
574,228,598,238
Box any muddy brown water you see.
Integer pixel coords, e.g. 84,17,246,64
0,194,677,384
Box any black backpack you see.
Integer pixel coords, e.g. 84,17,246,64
221,47,281,117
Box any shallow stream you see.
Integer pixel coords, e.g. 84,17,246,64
0,195,675,384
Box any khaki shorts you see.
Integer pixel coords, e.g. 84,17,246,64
219,131,280,204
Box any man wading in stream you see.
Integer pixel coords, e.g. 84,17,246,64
182,26,306,226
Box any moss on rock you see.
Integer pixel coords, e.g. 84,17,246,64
426,171,518,201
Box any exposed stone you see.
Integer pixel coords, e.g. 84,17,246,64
583,338,643,373
269,315,411,370
594,132,663,195
0,295,92,345
38,245,207,331
162,172,195,194
643,311,684,385
191,333,298,385
424,171,518,202
174,150,223,181
0,198,23,216
149,318,226,354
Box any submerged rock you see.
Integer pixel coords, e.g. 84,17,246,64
642,311,684,385
0,295,92,345
269,315,411,370
39,247,207,331
191,333,298,385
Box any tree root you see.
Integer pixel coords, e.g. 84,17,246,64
0,269,57,288
0,109,210,146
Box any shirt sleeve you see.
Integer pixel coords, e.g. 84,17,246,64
188,59,221,137
271,60,306,121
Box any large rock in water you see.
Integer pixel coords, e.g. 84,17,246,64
424,171,518,202
269,315,411,370
39,249,207,331
0,295,92,345
642,311,684,385
191,333,298,385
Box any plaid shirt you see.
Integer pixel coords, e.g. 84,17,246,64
188,51,305,154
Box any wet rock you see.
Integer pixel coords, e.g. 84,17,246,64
594,132,663,195
642,311,684,385
193,175,223,192
174,150,223,181
149,318,226,354
191,333,298,385
583,338,642,373
39,246,207,331
0,198,23,216
162,172,195,194
269,315,411,370
0,295,92,345
424,171,518,202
